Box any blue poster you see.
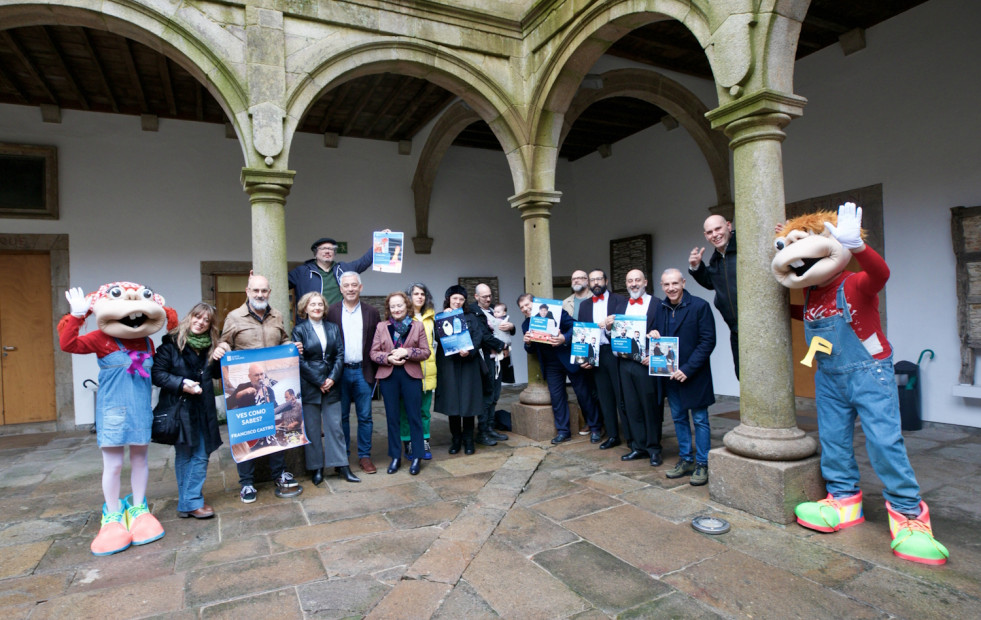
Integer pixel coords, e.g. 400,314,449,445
434,308,474,355
220,344,308,462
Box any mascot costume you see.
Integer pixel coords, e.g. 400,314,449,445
771,203,947,565
59,282,177,556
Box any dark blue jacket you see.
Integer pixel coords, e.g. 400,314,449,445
288,248,373,317
653,290,716,409
522,309,581,375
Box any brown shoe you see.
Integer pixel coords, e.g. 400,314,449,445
177,504,214,519
359,457,377,474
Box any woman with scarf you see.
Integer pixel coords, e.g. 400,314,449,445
399,282,437,460
151,303,222,519
370,291,431,475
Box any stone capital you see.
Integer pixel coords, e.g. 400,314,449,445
706,89,807,132
508,189,562,220
241,167,295,201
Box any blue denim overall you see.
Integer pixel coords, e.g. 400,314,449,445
804,278,921,513
95,338,153,447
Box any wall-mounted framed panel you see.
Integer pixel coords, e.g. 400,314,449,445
0,143,58,220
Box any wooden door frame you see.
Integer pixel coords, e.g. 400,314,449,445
0,234,72,433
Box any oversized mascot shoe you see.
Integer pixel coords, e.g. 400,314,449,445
795,491,865,532
886,501,949,565
91,503,133,556
123,494,165,546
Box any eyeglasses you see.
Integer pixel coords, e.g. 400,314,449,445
317,246,337,252
588,277,605,283
249,288,271,294
572,276,588,281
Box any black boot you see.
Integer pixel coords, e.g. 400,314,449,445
311,469,324,485
449,434,462,454
335,466,360,483
463,434,476,455
474,432,498,446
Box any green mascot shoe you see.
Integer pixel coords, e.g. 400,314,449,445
795,490,865,533
886,500,949,565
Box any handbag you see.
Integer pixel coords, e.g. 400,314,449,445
151,396,187,445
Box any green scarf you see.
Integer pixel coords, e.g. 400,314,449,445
186,332,212,351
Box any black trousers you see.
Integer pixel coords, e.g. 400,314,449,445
619,360,663,455
379,366,424,460
592,345,629,442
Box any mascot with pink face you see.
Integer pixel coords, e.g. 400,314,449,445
771,203,947,565
59,282,177,556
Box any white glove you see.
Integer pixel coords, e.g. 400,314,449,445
824,202,864,250
65,287,91,317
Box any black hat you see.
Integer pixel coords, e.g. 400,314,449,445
445,285,467,300
310,237,337,252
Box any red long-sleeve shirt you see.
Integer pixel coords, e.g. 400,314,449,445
791,245,891,359
58,314,155,358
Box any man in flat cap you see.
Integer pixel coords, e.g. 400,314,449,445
289,229,390,321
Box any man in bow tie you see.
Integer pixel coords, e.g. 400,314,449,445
615,269,664,467
575,269,628,450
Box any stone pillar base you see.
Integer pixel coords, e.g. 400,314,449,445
707,447,824,524
511,402,581,442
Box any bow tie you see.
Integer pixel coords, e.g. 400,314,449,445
628,297,644,305
592,293,605,302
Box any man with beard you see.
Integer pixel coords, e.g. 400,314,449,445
616,269,663,467
213,274,302,503
562,270,592,319
689,214,738,377
576,269,628,449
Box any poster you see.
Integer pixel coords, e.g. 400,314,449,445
434,308,474,355
611,314,648,362
220,344,309,463
649,336,680,376
571,322,602,366
526,297,562,343
372,230,404,273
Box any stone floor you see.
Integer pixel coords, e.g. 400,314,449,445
1,386,980,619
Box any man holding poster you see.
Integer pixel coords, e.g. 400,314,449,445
212,274,304,503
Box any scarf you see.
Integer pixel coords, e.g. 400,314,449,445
186,332,212,351
390,316,413,347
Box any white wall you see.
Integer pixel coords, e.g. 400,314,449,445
3,0,978,427
0,105,522,425
550,0,981,426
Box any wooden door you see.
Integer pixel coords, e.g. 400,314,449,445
0,253,57,424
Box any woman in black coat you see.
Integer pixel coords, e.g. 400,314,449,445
434,285,499,455
151,303,222,519
291,292,359,485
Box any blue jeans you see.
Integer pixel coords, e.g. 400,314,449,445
666,386,710,465
340,366,374,458
174,425,209,512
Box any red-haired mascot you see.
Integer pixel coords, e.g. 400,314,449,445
771,203,947,565
59,282,178,556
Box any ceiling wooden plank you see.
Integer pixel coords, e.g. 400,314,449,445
158,54,177,116
341,73,384,136
121,38,148,113
383,80,432,140
79,28,119,113
317,82,352,134
195,81,204,121
401,90,456,139
0,29,59,105
364,75,408,136
0,62,30,104
38,26,90,110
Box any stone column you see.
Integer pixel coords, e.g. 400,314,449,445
508,189,563,439
704,91,822,522
241,168,295,327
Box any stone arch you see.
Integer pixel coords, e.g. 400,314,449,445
562,68,731,207
0,0,251,162
409,101,481,254
528,0,717,192
284,40,526,191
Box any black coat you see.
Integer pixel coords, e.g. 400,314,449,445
652,291,716,409
151,334,223,453
291,319,344,405
689,231,738,333
435,308,494,417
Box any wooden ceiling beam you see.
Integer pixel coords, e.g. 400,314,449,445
364,76,408,136
121,38,148,113
384,80,432,140
158,54,177,116
38,26,90,110
341,73,384,136
79,28,119,112
317,82,352,134
0,62,30,104
400,90,455,139
0,30,59,105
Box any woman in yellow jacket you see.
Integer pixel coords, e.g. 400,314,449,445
400,282,437,459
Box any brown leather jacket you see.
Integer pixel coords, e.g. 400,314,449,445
219,302,290,351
